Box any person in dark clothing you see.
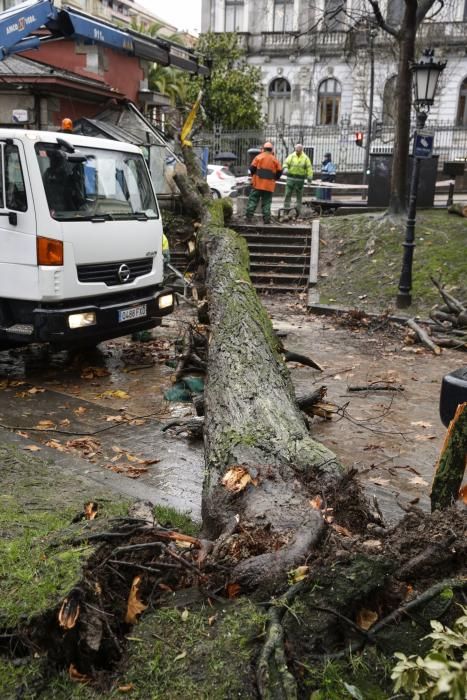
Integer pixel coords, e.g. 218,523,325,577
43,149,86,214
320,152,336,201
246,142,282,224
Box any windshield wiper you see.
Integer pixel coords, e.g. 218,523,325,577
82,213,115,222
133,211,149,220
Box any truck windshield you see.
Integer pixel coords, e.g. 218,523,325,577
35,143,159,221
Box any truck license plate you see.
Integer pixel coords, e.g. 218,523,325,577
118,304,147,322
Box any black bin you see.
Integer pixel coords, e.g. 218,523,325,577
368,153,439,207
443,161,465,178
439,367,467,427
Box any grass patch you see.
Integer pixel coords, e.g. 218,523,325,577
37,599,266,699
304,648,396,699
319,210,466,315
154,504,200,536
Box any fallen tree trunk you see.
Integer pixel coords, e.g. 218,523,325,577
196,210,345,592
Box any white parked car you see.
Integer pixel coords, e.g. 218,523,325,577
207,164,237,199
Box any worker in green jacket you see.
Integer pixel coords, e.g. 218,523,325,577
283,144,313,215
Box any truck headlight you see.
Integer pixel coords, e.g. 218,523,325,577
68,312,96,329
158,293,173,310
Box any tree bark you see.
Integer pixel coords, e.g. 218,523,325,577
431,402,467,511
197,210,343,592
387,3,417,216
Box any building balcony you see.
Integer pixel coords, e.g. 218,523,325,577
238,30,349,57
418,21,467,47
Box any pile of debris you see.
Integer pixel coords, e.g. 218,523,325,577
406,278,467,354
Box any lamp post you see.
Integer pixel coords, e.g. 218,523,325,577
396,49,446,309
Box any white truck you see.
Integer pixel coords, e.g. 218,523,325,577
0,129,173,348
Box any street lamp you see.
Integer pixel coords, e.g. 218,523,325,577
396,49,446,309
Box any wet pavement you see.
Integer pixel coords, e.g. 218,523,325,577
0,302,462,525
0,317,204,520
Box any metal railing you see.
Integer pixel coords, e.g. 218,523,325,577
198,121,467,174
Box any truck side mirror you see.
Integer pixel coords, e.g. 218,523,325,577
0,211,17,226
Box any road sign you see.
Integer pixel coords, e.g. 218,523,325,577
414,131,434,159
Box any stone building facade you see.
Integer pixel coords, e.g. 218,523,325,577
200,0,467,129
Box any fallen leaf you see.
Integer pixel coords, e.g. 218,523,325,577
35,419,56,430
222,466,258,493
208,615,218,626
288,565,309,584
28,387,46,395
74,407,87,416
69,664,90,683
331,524,352,537
16,431,29,438
117,684,135,693
226,582,241,599
58,597,80,629
59,418,71,427
45,439,66,451
81,366,110,380
84,502,98,520
174,651,187,662
65,437,101,458
459,484,467,504
356,608,378,630
309,496,323,510
410,421,433,428
125,575,147,624
98,389,129,400
414,434,437,441
24,444,41,452
181,609,189,622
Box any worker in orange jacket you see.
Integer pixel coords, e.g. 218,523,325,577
246,142,283,224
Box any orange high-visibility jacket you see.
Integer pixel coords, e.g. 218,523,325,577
250,151,283,192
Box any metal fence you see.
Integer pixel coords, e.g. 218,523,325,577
196,121,467,175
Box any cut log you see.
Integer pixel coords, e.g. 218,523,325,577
407,318,441,355
431,402,467,511
447,203,467,217
197,210,343,591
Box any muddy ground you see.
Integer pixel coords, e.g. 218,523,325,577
0,298,463,523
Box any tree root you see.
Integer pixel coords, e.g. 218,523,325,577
257,607,297,700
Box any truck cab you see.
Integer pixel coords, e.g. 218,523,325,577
0,129,173,348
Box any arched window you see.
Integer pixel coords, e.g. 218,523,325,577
456,77,467,126
268,78,291,125
382,75,398,124
317,78,341,125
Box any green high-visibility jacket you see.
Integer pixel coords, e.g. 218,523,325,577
283,152,313,180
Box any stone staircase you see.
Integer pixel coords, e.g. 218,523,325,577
232,223,312,294
167,222,312,295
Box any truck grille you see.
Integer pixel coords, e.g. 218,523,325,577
77,258,153,286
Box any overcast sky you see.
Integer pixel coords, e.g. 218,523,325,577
138,0,202,34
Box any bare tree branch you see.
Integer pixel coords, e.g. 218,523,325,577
368,0,400,38
417,0,443,26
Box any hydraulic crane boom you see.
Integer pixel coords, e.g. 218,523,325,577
0,0,207,74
